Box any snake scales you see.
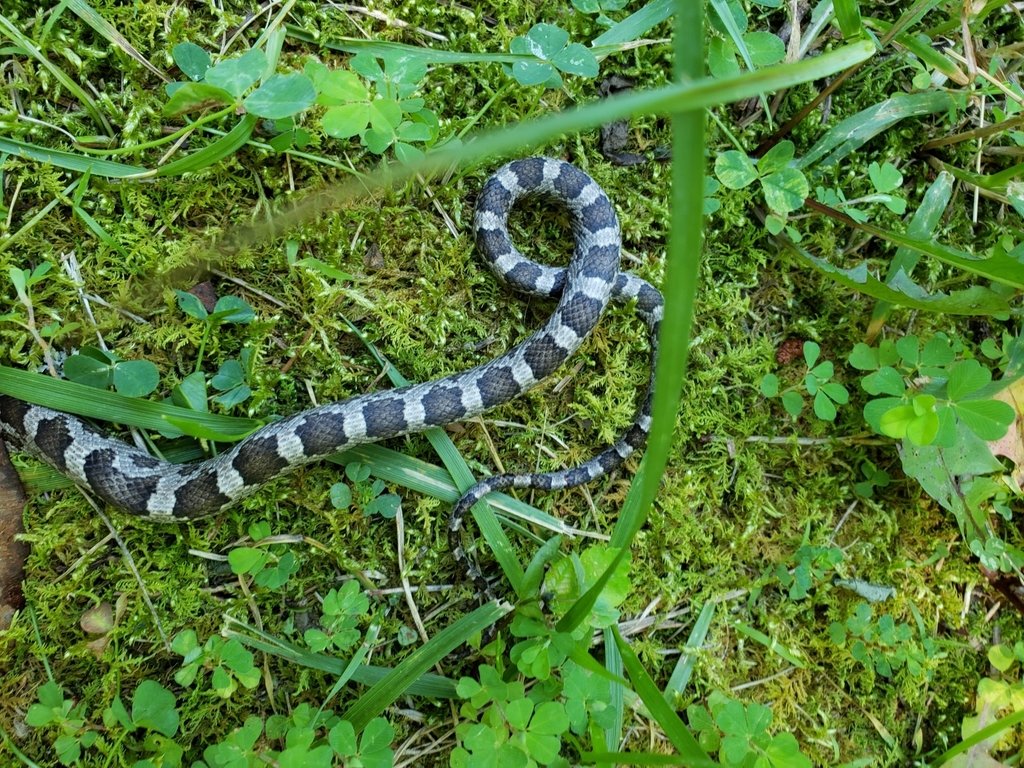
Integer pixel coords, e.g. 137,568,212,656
0,157,663,591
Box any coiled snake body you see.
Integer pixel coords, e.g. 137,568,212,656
0,158,663,589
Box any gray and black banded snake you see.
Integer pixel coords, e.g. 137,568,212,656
0,157,663,597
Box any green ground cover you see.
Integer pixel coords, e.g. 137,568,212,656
0,1,1023,766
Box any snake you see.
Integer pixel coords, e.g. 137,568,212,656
0,157,663,594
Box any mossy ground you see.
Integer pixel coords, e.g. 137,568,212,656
0,1,1021,766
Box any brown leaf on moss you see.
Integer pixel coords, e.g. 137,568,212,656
988,377,1024,487
81,602,114,635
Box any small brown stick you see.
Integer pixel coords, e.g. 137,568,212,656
0,439,29,629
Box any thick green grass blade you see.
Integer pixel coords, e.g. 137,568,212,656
931,708,1024,766
866,18,965,83
0,366,260,437
340,601,510,732
319,621,380,715
300,11,665,64
833,0,864,38
0,138,144,177
774,227,1010,315
804,198,1024,289
453,40,873,169
223,617,457,698
2,41,872,197
664,601,715,703
556,0,712,640
631,0,707,589
867,172,954,338
286,26,523,64
797,91,953,168
612,626,714,767
4,111,257,183
154,114,259,177
603,627,626,752
927,156,1024,194
330,445,578,537
592,0,674,47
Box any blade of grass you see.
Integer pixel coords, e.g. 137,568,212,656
708,0,771,120
833,0,864,38
866,171,954,341
0,366,260,437
556,0,712,639
922,115,1024,150
340,601,511,732
664,601,715,703
772,225,1009,315
926,156,1024,194
0,138,144,177
66,0,170,82
603,626,626,752
804,198,1024,289
865,18,967,84
292,23,660,65
5,34,872,193
252,0,298,53
39,0,71,45
285,26,524,64
331,445,585,538
592,0,674,47
567,645,630,689
210,39,874,296
611,626,714,766
930,708,1024,766
796,90,954,168
222,616,458,698
70,163,130,256
72,206,130,260
0,179,80,253
625,0,707,597
0,723,42,768
76,106,235,157
152,114,259,177
318,620,380,717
